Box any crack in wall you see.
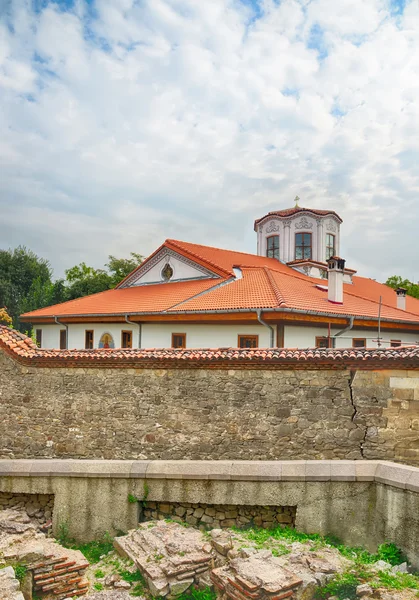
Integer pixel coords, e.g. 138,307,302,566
349,370,367,459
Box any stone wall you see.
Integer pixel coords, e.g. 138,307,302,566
0,493,54,527
1,348,418,464
142,501,296,530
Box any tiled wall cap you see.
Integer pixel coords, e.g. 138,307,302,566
375,462,415,489
145,460,234,480
230,461,283,481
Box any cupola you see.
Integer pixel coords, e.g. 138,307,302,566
255,197,355,282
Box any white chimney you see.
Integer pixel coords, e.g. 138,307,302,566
396,287,406,311
327,256,345,304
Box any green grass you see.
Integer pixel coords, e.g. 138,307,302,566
119,569,146,584
315,573,360,600
374,571,419,591
94,582,104,591
58,527,115,564
130,582,147,597
176,586,217,600
94,569,105,578
13,564,27,583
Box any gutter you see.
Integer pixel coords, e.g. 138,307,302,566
54,316,68,349
26,308,419,327
256,309,275,348
333,316,355,338
125,315,142,349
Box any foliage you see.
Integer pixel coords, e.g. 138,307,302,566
128,493,138,503
0,307,12,326
94,582,104,591
0,245,143,330
374,570,419,591
13,564,28,583
315,572,360,599
57,523,114,564
118,569,145,583
176,586,217,600
386,275,419,299
94,569,105,578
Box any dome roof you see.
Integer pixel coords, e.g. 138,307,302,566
254,207,343,230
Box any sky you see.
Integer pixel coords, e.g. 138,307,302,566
0,0,418,282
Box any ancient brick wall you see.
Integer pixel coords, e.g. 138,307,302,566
1,344,418,465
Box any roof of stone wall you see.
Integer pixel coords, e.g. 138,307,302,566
1,325,418,369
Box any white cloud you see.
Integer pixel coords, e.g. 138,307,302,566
0,0,418,283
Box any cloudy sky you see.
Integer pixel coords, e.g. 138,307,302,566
1,0,418,282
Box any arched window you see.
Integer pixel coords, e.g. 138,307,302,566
99,333,115,349
326,234,335,260
295,233,312,259
266,235,279,259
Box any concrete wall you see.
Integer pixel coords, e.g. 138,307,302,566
1,348,419,464
34,322,419,350
0,460,418,569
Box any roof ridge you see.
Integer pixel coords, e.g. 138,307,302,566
167,239,288,263
165,240,232,277
263,268,286,307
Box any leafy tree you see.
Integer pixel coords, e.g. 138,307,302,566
106,252,143,285
0,307,12,327
0,246,52,330
385,276,419,300
64,263,114,300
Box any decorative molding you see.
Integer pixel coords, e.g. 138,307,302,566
283,219,292,229
326,219,337,232
266,220,280,234
122,249,218,287
295,217,313,230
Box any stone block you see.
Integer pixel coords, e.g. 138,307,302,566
330,461,356,481
281,461,306,481
146,461,232,480
230,461,282,481
355,461,380,481
305,461,331,481
375,462,414,489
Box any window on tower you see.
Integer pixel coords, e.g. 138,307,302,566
295,233,312,260
266,235,279,259
326,233,335,260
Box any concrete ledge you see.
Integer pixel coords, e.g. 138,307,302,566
0,460,417,490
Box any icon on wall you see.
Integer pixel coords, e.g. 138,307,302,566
99,333,115,349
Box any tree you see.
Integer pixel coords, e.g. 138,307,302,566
385,276,419,300
0,307,12,327
106,252,144,285
0,246,53,330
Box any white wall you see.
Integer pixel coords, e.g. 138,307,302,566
35,322,419,350
284,325,419,349
130,252,215,286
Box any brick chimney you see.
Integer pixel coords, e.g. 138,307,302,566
396,287,406,311
327,256,345,304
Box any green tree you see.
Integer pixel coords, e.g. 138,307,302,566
0,246,53,330
385,276,419,300
0,307,13,327
106,252,143,285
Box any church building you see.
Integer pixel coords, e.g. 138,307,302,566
20,202,419,350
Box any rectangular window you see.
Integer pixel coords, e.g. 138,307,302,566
121,330,133,348
315,336,331,349
59,329,67,350
325,233,335,260
35,329,42,348
353,338,366,348
390,340,401,347
266,235,280,260
85,330,94,349
172,333,186,348
238,335,259,348
295,232,312,260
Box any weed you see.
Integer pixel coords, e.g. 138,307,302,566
271,545,290,557
128,493,138,504
176,586,217,600
67,531,114,564
94,569,105,578
94,582,104,591
131,582,147,597
376,543,407,566
375,571,419,591
57,521,73,547
14,564,27,583
119,569,146,584
315,572,360,600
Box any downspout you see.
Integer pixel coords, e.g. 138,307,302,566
125,314,142,349
54,316,68,349
333,316,354,341
256,309,275,348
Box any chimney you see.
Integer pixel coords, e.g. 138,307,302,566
327,256,345,304
396,287,406,311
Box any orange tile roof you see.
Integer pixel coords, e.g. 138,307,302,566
20,278,220,319
20,238,419,325
2,325,418,368
254,207,343,229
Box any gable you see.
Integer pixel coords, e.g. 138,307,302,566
121,248,220,287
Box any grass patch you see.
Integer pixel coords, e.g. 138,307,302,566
177,586,217,600
119,569,146,584
131,582,147,597
315,572,360,600
14,564,27,583
94,568,105,578
94,582,104,591
57,526,114,564
374,571,419,591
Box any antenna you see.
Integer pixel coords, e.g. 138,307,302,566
377,295,382,348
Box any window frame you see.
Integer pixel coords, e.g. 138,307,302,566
325,233,336,261
85,330,94,350
59,329,67,350
121,330,133,349
266,235,280,260
238,335,259,349
390,340,401,348
295,232,312,260
35,329,42,348
315,336,331,349
352,338,366,348
172,333,186,348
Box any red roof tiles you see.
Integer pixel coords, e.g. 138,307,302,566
1,325,418,369
254,207,343,228
19,239,419,325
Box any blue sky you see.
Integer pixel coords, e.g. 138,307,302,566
0,0,418,281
